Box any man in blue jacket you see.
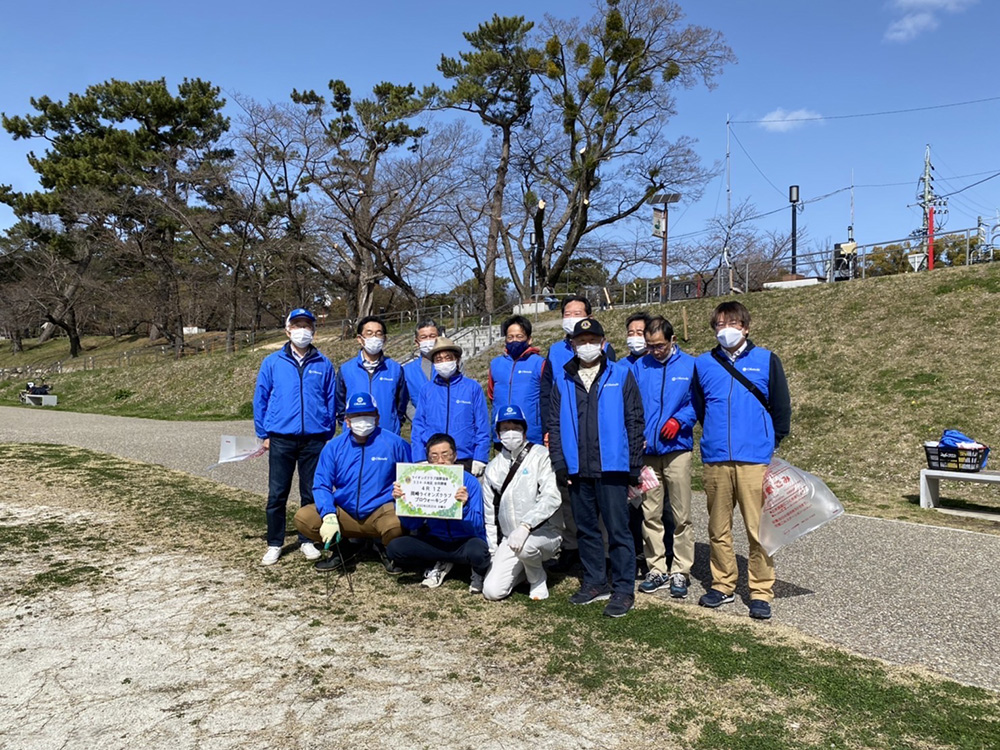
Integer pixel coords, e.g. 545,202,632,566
253,308,337,567
335,315,409,435
401,319,442,420
387,433,490,592
487,315,546,445
548,318,645,618
540,295,617,572
632,315,697,598
410,337,490,476
692,301,791,620
293,391,412,572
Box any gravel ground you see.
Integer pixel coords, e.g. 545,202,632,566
2,404,999,693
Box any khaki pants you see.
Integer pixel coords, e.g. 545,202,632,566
703,461,774,602
642,451,693,577
293,502,403,547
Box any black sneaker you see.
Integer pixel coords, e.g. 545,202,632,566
314,554,343,572
603,592,635,618
698,589,736,608
569,584,611,605
374,543,403,575
749,600,772,620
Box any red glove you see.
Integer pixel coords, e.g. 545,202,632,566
659,418,681,441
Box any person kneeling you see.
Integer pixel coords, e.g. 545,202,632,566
481,405,563,601
387,434,490,593
293,392,411,573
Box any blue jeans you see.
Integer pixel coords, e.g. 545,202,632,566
570,476,635,596
387,535,490,576
266,434,326,546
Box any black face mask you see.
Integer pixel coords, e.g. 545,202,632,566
506,340,530,359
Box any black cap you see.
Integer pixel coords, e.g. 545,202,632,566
571,318,605,338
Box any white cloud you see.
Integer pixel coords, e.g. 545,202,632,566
884,0,978,43
757,108,824,133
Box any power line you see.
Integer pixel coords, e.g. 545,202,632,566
938,170,1000,198
731,94,1000,125
728,126,786,199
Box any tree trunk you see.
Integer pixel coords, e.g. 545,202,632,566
11,329,23,353
483,129,512,314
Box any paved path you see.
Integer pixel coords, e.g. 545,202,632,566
2,405,998,692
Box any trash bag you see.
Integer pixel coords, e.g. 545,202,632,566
759,458,844,556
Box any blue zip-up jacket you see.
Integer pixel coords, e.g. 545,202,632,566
411,372,490,463
549,357,644,477
312,426,412,520
540,337,617,433
632,348,697,455
253,343,337,439
335,352,409,435
487,347,545,444
400,471,486,543
692,341,791,465
402,356,433,413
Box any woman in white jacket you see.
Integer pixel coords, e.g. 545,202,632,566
481,405,564,600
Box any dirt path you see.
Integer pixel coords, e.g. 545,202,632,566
3,405,1000,694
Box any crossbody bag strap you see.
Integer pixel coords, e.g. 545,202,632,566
711,350,770,414
492,443,534,543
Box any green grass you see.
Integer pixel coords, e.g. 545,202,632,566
3,442,1000,748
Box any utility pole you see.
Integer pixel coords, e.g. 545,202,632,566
915,145,948,270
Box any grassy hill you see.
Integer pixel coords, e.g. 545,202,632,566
3,262,999,533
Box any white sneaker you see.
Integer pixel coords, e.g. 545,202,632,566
300,542,322,561
469,571,484,594
529,577,550,601
260,546,282,566
420,561,453,589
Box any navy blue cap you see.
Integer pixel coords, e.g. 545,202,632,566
571,318,605,338
345,391,378,415
494,404,527,429
285,308,316,326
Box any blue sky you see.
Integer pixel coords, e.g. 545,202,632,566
2,0,997,275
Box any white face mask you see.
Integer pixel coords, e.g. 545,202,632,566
348,416,376,437
418,338,437,355
499,430,525,453
575,343,602,363
362,336,384,356
289,328,313,348
562,317,582,336
626,336,646,355
716,327,745,349
434,360,458,379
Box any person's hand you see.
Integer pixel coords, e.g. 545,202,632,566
456,485,469,504
392,481,404,499
543,432,550,448
506,524,530,553
555,469,572,487
471,460,486,477
659,418,681,441
320,513,341,546
262,438,270,451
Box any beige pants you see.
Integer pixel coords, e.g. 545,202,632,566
642,450,693,577
293,502,403,547
703,461,774,602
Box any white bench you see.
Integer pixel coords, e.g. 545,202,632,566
23,393,58,407
920,468,1000,509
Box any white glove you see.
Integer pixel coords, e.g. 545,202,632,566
320,513,341,545
471,460,486,477
506,524,530,554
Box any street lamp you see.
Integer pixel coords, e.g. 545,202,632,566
789,185,800,275
648,193,681,302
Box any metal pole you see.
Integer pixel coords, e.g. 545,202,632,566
659,200,669,302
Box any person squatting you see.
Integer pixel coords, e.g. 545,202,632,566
253,299,790,620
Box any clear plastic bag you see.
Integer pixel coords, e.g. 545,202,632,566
759,458,844,556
